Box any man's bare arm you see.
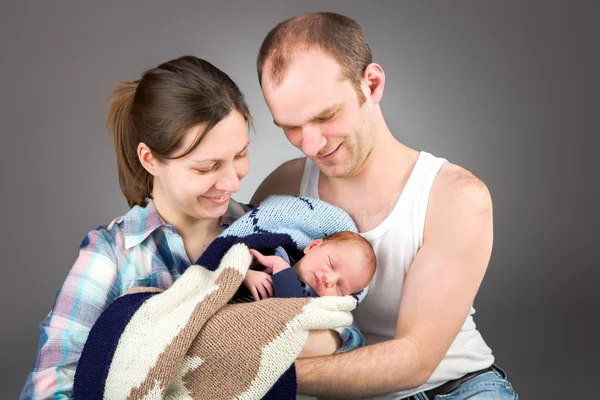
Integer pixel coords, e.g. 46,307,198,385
250,157,306,205
295,164,494,398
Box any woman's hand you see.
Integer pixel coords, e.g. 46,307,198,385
244,269,274,301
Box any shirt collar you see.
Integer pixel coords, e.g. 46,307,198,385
123,199,167,249
123,199,246,249
218,198,249,230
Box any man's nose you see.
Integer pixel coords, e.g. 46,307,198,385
300,125,326,157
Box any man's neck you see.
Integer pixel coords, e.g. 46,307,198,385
323,125,416,194
317,121,419,232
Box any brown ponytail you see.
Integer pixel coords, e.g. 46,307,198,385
106,56,253,208
107,80,153,208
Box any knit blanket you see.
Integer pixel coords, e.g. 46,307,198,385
73,195,363,400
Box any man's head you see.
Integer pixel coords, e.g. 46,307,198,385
258,12,386,178
293,231,376,297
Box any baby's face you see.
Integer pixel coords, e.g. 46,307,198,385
294,240,372,296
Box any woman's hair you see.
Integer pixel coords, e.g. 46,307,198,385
107,55,253,208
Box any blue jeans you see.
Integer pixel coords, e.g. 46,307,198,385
408,365,518,399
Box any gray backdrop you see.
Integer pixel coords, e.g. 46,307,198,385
1,1,598,399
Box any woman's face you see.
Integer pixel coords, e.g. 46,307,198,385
152,110,250,222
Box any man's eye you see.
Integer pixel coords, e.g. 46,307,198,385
318,113,336,123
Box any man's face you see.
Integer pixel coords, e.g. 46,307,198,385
261,49,375,178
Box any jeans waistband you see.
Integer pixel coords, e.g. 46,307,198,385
407,366,495,400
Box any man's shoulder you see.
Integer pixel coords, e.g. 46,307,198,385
437,162,487,188
251,157,307,205
432,162,492,212
273,157,307,176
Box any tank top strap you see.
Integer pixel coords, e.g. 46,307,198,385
299,157,320,199
409,152,448,246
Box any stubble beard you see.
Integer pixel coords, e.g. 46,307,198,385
318,128,370,179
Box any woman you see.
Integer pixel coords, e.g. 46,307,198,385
20,55,254,399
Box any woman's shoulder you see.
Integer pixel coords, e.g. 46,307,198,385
79,202,159,255
78,214,127,254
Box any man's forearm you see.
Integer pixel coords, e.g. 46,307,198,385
296,337,427,398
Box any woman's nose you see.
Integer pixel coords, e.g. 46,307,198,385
216,165,240,192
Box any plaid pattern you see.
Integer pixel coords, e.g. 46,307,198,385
19,199,251,400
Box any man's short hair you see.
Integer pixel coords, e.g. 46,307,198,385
257,12,373,104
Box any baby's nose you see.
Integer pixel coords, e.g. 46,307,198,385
324,274,335,287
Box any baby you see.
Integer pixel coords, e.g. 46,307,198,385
242,230,376,302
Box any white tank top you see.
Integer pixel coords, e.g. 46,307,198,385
300,151,494,399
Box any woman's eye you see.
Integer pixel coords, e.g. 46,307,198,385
235,150,248,159
196,164,217,174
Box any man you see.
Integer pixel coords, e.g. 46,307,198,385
251,12,518,400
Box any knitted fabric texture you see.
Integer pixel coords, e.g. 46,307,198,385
73,195,361,399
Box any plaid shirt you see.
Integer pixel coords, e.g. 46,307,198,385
20,199,251,400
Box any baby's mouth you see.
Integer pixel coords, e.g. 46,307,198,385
313,273,322,289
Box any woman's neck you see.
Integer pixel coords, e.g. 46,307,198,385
151,196,222,262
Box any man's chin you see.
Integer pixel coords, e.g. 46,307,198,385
315,162,350,178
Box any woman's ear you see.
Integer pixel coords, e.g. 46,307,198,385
303,239,323,254
137,142,160,176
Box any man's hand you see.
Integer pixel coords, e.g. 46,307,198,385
249,248,291,274
243,270,273,301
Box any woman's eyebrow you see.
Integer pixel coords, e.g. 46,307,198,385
189,142,249,163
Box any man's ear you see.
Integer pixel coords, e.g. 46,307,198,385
137,142,161,176
303,239,323,254
361,63,385,105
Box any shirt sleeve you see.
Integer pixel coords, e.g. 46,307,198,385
333,323,366,354
20,229,120,400
271,268,307,298
273,246,291,264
